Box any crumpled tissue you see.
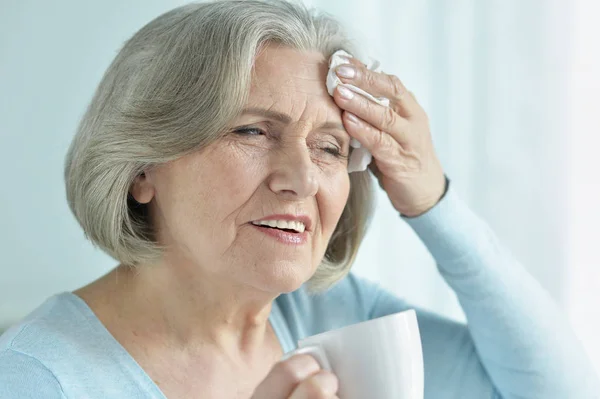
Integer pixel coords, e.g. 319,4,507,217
326,49,390,173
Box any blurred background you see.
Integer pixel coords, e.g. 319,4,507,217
1,0,599,375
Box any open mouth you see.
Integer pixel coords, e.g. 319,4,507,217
250,219,309,245
258,225,299,233
250,220,306,234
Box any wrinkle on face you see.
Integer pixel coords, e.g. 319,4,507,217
143,44,352,298
247,46,343,133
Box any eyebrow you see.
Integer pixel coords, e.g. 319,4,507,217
241,107,347,133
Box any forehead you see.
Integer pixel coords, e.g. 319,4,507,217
248,44,340,120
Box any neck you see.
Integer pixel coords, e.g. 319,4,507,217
79,260,280,361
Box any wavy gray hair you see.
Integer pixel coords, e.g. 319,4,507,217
64,0,375,292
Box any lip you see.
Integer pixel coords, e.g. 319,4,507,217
252,214,313,232
250,224,308,245
250,214,312,246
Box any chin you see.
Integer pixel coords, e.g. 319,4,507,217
252,259,316,294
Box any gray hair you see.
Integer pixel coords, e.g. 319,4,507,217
64,0,375,292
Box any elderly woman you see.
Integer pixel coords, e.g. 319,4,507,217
0,1,597,398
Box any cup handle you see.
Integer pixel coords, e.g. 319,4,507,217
281,345,332,372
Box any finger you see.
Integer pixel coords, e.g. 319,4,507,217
251,354,320,399
288,370,339,399
346,56,366,68
334,86,410,145
334,60,420,118
342,111,402,160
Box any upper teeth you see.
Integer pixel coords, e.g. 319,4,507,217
252,220,306,233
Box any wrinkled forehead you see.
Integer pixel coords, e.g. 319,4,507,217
248,45,339,121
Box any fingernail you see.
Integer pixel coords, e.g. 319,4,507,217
314,372,339,395
287,354,320,379
336,65,356,79
337,85,354,100
346,112,359,124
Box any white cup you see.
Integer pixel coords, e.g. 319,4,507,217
283,309,423,399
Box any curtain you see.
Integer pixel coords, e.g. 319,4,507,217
308,0,600,373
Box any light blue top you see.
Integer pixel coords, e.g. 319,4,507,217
1,185,598,398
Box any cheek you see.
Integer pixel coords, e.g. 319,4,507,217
194,152,262,220
158,147,263,239
319,171,350,233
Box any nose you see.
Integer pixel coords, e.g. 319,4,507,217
267,141,318,199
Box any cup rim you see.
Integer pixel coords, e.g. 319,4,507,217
298,308,418,345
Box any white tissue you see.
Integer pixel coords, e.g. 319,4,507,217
326,49,390,173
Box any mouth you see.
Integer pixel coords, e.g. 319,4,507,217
250,220,306,233
249,216,310,245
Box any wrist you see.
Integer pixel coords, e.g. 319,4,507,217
400,175,450,218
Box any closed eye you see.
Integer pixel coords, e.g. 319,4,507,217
233,127,265,136
233,126,348,159
321,144,345,158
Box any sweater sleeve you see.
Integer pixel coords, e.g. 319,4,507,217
0,349,66,399
394,182,599,398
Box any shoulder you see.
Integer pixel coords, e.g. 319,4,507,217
0,293,167,398
0,348,66,398
0,294,85,398
278,272,473,350
0,292,117,381
276,273,412,336
278,275,494,396
0,293,94,361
